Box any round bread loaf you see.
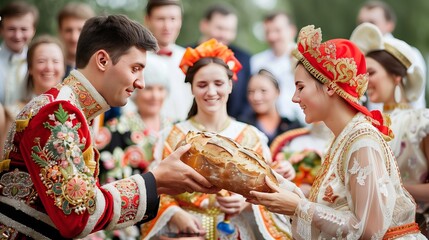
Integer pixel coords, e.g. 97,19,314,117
177,131,278,198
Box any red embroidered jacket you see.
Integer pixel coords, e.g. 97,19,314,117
0,70,159,239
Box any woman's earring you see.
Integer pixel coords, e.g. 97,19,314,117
394,85,402,103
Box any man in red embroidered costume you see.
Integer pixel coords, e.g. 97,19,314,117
0,15,216,239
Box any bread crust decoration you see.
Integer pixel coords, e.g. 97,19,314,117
177,131,278,198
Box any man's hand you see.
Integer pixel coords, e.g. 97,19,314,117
151,144,218,195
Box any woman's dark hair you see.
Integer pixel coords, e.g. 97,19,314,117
186,57,233,119
251,68,280,91
366,50,407,78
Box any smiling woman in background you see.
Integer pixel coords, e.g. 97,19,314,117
2,35,65,149
239,69,302,146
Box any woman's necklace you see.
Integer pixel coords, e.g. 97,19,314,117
383,102,410,112
189,116,232,133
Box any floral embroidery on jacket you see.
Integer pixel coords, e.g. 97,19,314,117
31,104,96,215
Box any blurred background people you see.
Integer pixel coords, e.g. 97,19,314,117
4,34,64,121
144,0,192,122
238,69,301,145
0,1,38,107
57,2,95,77
351,22,429,236
2,34,65,166
197,3,252,119
357,0,426,110
250,11,306,125
142,39,293,240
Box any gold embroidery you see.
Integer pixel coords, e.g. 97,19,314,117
0,159,10,172
293,25,368,106
83,146,96,174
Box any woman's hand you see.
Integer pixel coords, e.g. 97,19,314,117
168,209,206,238
272,160,296,180
247,176,301,216
216,193,249,216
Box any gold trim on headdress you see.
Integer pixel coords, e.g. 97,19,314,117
384,43,412,69
292,25,368,105
179,39,242,80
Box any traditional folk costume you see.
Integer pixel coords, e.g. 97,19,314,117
351,22,429,236
0,70,159,239
289,25,425,239
141,39,293,240
141,119,292,239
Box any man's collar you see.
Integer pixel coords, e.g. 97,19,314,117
62,70,110,122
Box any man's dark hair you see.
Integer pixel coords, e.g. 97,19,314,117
264,11,295,26
0,1,39,28
145,0,182,16
203,3,236,21
57,2,95,28
76,15,158,68
361,1,397,24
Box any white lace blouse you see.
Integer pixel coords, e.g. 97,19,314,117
290,113,425,239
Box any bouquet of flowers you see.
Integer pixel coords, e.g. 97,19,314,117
275,147,322,186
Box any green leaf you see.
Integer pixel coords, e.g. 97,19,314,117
31,152,48,167
32,145,41,153
54,104,69,124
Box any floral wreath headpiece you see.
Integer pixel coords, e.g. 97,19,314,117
292,25,393,140
179,38,242,81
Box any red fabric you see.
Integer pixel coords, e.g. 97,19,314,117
157,48,173,57
296,31,393,139
19,100,114,238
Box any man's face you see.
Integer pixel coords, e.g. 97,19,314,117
58,17,87,60
100,47,147,107
145,5,182,48
264,15,296,54
0,13,36,53
201,13,237,46
357,7,393,35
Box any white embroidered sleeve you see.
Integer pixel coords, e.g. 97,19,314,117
291,142,395,239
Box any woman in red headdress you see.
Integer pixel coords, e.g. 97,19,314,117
249,25,425,239
141,39,294,240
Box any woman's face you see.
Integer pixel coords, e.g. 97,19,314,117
366,57,396,104
192,63,232,116
29,43,64,94
247,74,279,114
135,84,167,117
292,64,328,124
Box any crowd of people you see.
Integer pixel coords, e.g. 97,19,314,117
0,0,428,239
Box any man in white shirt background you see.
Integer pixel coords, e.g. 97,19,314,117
251,12,306,125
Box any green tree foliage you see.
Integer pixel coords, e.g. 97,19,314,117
1,0,428,56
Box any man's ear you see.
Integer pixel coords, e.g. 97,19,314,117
95,50,110,71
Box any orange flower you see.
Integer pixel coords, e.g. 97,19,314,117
179,38,242,80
